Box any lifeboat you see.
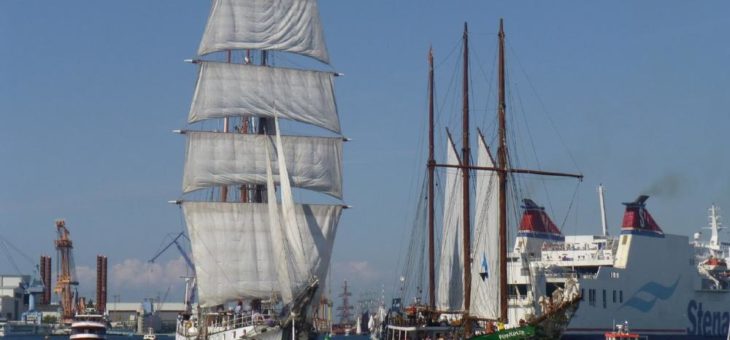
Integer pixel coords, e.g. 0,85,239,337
701,257,728,271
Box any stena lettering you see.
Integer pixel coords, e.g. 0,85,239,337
687,300,730,336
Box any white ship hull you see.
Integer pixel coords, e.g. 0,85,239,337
502,198,730,340
176,315,293,340
561,233,730,339
176,324,284,340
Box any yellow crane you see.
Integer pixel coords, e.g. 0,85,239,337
53,220,78,323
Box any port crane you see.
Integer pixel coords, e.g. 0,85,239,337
149,232,196,313
54,219,79,323
0,234,45,323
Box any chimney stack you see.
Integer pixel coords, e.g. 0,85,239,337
96,255,108,314
40,255,52,305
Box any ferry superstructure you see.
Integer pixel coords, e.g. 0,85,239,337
506,195,730,339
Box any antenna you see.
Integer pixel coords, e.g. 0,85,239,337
598,184,609,237
708,204,723,249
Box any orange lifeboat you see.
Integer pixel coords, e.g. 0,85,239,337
702,257,728,271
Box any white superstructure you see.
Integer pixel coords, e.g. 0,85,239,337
70,314,107,340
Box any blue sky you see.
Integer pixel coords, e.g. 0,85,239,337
1,1,729,309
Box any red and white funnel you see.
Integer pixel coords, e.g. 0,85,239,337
518,198,564,241
621,195,664,237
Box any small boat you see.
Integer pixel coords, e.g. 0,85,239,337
70,314,107,340
701,256,728,271
143,327,157,340
604,321,643,340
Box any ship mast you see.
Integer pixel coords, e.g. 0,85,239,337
221,50,232,202
493,18,584,323
461,23,473,324
496,18,508,323
427,48,436,311
429,22,474,329
429,20,583,331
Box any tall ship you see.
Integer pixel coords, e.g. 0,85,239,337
386,20,583,340
173,0,346,339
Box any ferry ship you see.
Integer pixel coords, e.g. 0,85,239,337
506,194,730,339
70,314,107,340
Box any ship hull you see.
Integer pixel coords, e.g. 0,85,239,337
562,234,730,339
176,326,284,340
564,336,727,340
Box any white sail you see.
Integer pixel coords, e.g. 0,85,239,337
275,117,311,289
436,136,464,311
182,131,343,198
183,201,342,307
470,135,500,319
265,141,294,303
198,0,330,64
189,62,340,133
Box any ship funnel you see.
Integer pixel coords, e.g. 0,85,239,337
621,195,664,236
518,198,564,241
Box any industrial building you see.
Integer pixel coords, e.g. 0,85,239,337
107,301,187,333
0,274,31,320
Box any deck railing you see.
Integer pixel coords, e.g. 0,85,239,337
176,311,277,337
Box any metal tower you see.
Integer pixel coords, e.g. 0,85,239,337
336,280,353,325
54,220,78,323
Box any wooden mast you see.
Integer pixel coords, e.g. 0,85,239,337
497,18,508,323
461,22,473,329
427,47,436,311
428,19,582,328
240,50,252,203
255,50,269,203
221,49,233,202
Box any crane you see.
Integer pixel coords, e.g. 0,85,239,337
0,234,45,323
156,285,171,311
54,220,78,323
149,232,196,313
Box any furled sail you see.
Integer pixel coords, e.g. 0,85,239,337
189,62,340,133
436,136,464,311
470,135,500,320
182,131,343,198
183,201,342,307
198,0,331,64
